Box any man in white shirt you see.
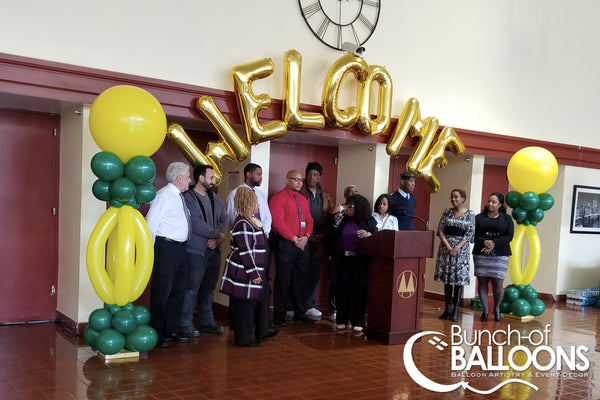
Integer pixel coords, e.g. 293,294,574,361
145,162,192,348
226,163,272,235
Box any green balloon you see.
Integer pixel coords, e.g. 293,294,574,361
96,329,125,355
110,198,124,208
109,304,122,315
91,152,124,181
125,156,157,185
89,308,112,331
110,177,137,203
499,299,513,314
505,191,521,208
132,305,151,326
512,207,527,223
528,208,544,224
135,182,157,204
511,299,532,317
519,191,540,211
520,285,538,303
502,286,520,303
123,302,134,312
125,325,158,352
92,179,111,202
112,310,137,335
125,197,140,210
516,284,525,293
83,325,101,348
538,193,554,211
529,299,546,316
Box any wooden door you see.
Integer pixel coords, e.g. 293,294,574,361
0,109,59,323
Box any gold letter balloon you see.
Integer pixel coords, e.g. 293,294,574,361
87,85,167,306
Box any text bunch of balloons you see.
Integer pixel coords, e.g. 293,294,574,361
502,147,559,318
84,303,158,355
86,85,168,354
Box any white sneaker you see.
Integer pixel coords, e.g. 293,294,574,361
305,308,322,320
285,311,294,321
353,326,363,332
336,324,346,330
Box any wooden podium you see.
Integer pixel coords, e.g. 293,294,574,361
359,230,434,345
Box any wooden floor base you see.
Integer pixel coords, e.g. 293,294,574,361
98,349,139,362
502,313,535,322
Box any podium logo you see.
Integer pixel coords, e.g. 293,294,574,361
396,270,416,298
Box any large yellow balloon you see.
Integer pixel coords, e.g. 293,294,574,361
89,85,167,164
507,147,558,194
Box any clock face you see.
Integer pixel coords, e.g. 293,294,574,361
298,0,381,51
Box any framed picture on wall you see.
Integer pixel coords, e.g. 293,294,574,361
570,185,600,233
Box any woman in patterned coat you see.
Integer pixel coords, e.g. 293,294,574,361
434,189,475,322
220,187,278,346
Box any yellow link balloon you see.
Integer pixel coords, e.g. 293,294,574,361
508,224,541,286
86,207,119,304
112,206,136,306
130,209,154,301
86,205,154,306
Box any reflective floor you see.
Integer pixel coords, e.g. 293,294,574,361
0,299,598,399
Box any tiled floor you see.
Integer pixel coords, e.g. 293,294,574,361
0,299,598,400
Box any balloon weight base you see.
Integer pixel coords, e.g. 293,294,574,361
503,313,535,322
98,349,139,362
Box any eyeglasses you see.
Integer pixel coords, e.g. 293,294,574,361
347,204,355,209
286,177,303,182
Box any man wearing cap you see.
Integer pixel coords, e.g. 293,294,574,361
389,172,417,230
300,162,334,321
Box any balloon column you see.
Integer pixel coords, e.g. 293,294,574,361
502,147,558,318
85,85,166,354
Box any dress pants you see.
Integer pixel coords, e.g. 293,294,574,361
149,237,188,342
196,248,221,326
305,241,322,310
180,251,207,328
335,255,369,327
230,279,271,345
273,239,309,321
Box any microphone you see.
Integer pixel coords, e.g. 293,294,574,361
398,208,429,230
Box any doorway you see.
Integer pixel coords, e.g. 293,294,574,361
0,109,59,323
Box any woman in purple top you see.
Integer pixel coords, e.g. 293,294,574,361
220,187,278,346
328,194,377,332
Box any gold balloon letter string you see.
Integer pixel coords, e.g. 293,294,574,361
321,54,370,128
232,58,288,144
386,98,465,192
283,50,325,130
356,64,393,136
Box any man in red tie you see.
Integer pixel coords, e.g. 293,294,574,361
269,170,314,326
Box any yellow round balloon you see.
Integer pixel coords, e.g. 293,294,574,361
507,146,558,194
89,85,167,163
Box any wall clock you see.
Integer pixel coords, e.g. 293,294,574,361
298,0,381,51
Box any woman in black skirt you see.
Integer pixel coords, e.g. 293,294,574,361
473,192,514,322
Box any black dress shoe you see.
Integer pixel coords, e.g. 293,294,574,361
494,311,502,321
199,324,224,334
480,312,488,322
166,330,190,342
273,319,286,327
157,340,169,348
235,341,259,347
259,330,279,340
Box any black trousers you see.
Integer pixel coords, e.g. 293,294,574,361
335,255,369,327
149,237,187,341
230,279,271,345
273,238,309,321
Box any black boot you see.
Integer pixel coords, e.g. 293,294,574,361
439,284,453,319
450,285,463,322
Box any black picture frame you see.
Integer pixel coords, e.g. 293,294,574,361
570,185,600,233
